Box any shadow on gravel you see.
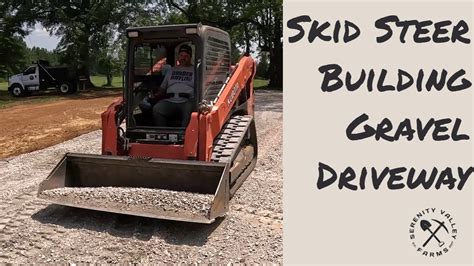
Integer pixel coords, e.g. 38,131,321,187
32,204,223,246
254,90,282,113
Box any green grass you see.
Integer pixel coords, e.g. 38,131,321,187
254,79,269,89
90,75,123,88
0,75,123,109
0,94,53,109
0,97,14,108
0,75,124,91
92,76,269,89
0,77,270,109
0,81,8,91
3,77,268,90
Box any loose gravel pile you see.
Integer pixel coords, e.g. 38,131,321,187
0,90,283,264
40,187,214,218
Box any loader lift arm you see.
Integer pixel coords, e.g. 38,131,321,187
198,55,256,162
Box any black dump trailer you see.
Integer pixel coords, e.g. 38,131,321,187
38,62,78,92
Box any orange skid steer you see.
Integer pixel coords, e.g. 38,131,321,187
38,24,258,223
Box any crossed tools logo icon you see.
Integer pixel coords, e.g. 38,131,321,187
420,219,449,248
409,208,457,257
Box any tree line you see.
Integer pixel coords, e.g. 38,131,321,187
0,0,282,88
0,38,60,80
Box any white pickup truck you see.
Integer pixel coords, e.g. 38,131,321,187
8,60,78,97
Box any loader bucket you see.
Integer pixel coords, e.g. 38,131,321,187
38,153,229,224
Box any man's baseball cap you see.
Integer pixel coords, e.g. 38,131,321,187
179,44,192,55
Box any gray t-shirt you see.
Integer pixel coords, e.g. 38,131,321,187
160,66,194,103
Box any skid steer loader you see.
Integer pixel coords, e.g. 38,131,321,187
37,24,257,224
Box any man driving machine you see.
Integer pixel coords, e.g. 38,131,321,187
152,44,194,127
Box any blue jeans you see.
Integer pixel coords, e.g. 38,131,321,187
152,100,193,127
139,96,158,115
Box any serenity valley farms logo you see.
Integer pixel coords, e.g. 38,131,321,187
409,208,458,257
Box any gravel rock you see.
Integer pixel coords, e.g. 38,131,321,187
40,187,214,218
0,90,283,264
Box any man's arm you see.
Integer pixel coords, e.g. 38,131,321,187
151,69,171,100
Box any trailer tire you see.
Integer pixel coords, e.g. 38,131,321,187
59,82,73,94
10,84,25,97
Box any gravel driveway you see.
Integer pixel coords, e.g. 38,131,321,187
0,89,282,264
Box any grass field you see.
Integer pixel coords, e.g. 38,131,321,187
90,76,123,88
0,75,122,109
0,81,8,91
91,77,269,89
254,79,269,89
0,76,123,91
0,76,270,108
1,77,269,90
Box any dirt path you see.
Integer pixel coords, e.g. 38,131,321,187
0,90,283,264
0,91,121,158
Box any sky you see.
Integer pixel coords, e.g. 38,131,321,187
22,23,262,61
24,23,60,51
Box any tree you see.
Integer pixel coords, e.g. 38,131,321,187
0,1,36,77
34,0,153,86
29,47,59,65
0,36,30,78
253,0,282,89
256,52,269,79
165,0,283,89
96,47,121,87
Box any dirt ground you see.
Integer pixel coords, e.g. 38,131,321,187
0,90,283,263
0,90,122,158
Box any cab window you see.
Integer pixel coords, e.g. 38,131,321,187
23,67,36,75
134,44,167,76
